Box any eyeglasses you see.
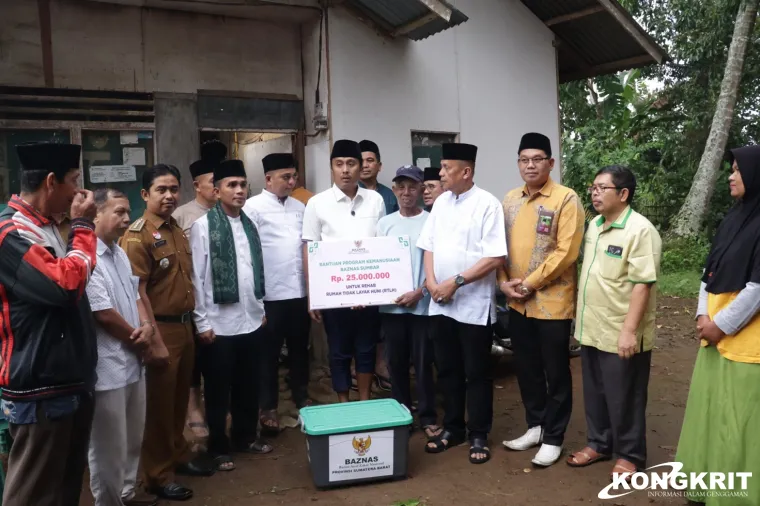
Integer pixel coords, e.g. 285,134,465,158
587,185,621,195
518,157,549,166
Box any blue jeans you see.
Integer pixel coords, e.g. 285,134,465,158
322,307,380,393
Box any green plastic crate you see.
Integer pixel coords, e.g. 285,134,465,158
299,399,412,488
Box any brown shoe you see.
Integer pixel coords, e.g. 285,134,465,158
124,491,159,506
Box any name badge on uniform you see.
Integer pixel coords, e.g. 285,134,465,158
536,207,555,235
153,239,167,248
607,245,623,258
159,257,170,269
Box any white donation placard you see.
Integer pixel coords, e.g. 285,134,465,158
306,236,414,310
328,430,394,483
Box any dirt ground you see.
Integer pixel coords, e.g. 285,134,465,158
78,297,700,506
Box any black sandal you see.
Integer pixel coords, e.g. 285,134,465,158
424,430,464,454
234,440,274,454
422,424,443,441
469,438,491,464
213,454,236,472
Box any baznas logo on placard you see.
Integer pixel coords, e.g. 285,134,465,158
349,240,368,254
352,435,372,456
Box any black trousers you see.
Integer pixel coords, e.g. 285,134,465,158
509,308,573,446
322,307,380,393
382,313,437,427
582,346,651,469
204,328,264,455
260,298,311,409
432,315,493,440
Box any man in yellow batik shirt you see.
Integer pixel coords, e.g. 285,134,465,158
499,133,584,467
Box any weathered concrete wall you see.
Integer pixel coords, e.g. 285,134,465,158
0,0,303,96
0,1,44,87
327,0,561,200
154,93,199,203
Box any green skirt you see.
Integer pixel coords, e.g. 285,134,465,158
675,346,760,505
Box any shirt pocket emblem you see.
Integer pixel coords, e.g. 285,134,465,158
606,245,623,258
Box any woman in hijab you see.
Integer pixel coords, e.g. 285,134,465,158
675,144,760,505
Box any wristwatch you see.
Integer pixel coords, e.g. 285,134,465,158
518,284,531,296
422,286,430,297
455,274,465,287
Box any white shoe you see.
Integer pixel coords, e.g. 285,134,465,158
502,426,543,451
531,443,563,467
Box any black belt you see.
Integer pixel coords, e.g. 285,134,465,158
154,312,192,324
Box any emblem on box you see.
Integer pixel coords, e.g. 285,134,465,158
352,435,372,456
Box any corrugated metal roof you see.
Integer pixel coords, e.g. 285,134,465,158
345,0,468,41
519,0,667,82
342,0,665,82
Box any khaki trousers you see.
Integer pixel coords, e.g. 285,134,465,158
3,393,94,506
141,321,194,488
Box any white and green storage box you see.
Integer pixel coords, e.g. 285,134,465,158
299,399,413,489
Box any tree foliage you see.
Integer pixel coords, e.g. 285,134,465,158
560,0,760,233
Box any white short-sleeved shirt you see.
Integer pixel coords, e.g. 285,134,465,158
301,184,386,242
86,238,143,391
417,185,508,326
190,214,266,336
243,190,307,302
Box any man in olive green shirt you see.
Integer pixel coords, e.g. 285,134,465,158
568,165,661,479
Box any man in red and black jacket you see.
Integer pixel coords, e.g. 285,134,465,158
0,142,98,506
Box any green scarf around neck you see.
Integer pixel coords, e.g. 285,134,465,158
207,201,265,304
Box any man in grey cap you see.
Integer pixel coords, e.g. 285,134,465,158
377,165,439,438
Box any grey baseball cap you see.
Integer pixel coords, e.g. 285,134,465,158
392,164,423,183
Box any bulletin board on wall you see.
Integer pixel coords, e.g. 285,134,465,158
82,130,155,219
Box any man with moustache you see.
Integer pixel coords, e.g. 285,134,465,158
121,165,214,502
244,153,312,438
569,166,660,479
377,165,439,438
500,133,584,467
0,142,98,506
422,167,444,212
191,159,272,472
87,188,168,506
173,139,226,440
302,140,386,402
418,143,507,464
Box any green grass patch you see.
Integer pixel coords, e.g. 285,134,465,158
658,270,701,298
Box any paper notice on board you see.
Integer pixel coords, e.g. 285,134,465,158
90,165,137,184
123,147,146,166
415,158,431,169
120,132,138,145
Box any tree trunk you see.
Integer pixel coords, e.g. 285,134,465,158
668,0,759,239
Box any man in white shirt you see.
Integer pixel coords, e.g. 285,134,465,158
417,143,508,465
190,159,273,472
377,165,439,438
173,139,225,440
244,153,311,437
87,188,168,506
301,140,386,402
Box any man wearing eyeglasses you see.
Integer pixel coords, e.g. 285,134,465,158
422,167,444,212
568,165,660,479
499,133,584,467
